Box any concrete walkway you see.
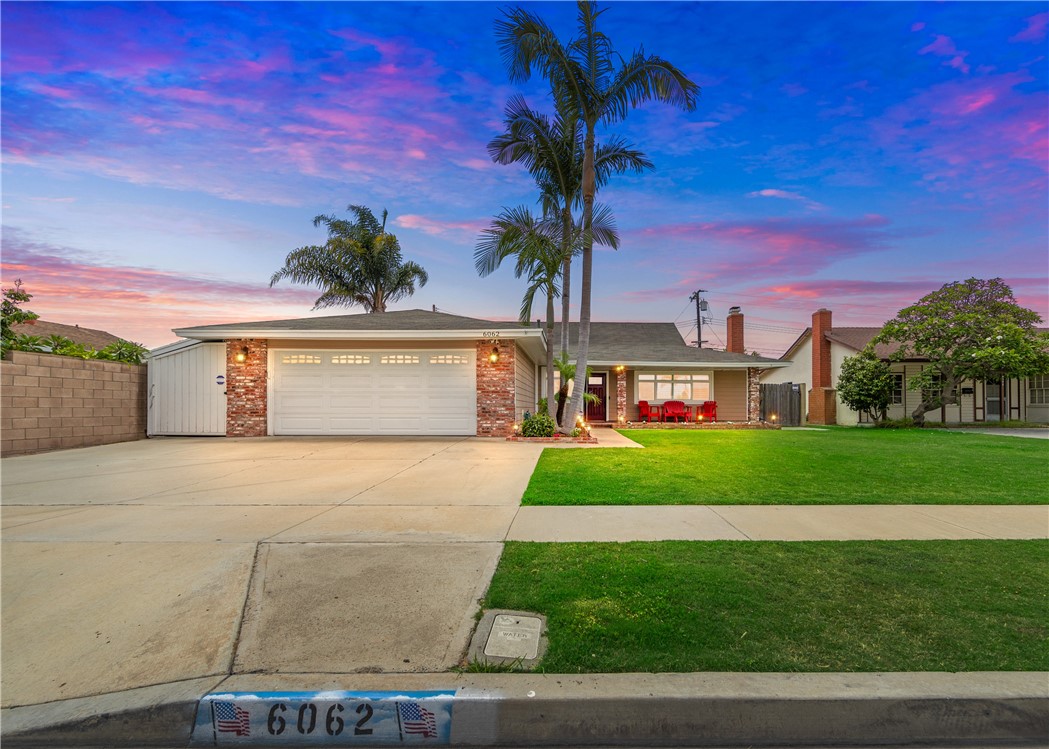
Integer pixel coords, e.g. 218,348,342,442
2,435,1047,747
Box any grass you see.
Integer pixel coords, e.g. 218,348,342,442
482,540,1049,673
522,428,1049,505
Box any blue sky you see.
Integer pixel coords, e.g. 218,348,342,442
2,1,1046,354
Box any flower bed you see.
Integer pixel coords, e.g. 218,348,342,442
624,421,779,430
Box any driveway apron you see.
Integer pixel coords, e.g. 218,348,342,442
0,436,542,708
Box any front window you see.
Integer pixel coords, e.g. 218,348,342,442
891,374,904,405
1031,375,1049,405
637,372,710,402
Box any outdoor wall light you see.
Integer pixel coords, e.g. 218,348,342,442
235,346,249,363
488,346,500,364
770,413,778,423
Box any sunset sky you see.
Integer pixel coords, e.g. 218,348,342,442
2,1,1046,356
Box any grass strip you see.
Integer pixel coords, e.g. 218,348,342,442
523,429,1049,505
482,540,1049,672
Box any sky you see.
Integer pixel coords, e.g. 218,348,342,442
2,1,1046,356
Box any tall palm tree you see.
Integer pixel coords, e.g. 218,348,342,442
496,0,699,430
271,205,427,313
475,203,619,424
487,94,652,361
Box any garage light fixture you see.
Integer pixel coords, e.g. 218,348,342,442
235,346,249,363
488,346,500,364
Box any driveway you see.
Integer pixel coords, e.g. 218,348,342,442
0,436,543,709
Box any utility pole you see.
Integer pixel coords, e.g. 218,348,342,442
689,290,709,348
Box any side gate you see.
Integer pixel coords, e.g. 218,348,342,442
760,382,802,426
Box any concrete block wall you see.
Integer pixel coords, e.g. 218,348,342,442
1,350,146,456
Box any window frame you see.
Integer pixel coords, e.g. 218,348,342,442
635,370,713,403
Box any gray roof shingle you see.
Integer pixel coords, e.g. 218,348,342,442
179,309,530,333
552,322,779,364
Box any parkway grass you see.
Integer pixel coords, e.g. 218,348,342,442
482,540,1049,673
522,428,1049,505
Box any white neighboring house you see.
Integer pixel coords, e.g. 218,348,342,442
761,309,1049,425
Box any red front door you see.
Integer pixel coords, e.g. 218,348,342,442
585,373,607,422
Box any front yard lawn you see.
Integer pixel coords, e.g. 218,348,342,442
482,540,1049,673
522,429,1049,505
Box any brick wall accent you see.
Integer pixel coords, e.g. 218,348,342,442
811,308,833,389
616,367,627,423
747,367,762,422
226,339,268,437
808,387,837,425
727,307,745,354
1,350,146,456
476,339,515,437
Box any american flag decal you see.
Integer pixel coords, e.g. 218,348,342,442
214,701,251,737
398,701,438,738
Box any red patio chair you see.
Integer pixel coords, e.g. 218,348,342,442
663,400,688,423
638,400,655,423
700,400,718,423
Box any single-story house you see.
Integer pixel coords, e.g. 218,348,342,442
149,307,788,438
760,308,1049,425
11,319,127,349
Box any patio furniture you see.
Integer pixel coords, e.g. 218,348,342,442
699,400,718,423
662,400,689,423
639,400,655,423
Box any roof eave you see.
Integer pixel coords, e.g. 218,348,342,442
172,326,545,341
586,359,790,369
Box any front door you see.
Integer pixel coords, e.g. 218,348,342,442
585,373,607,422
985,380,1003,422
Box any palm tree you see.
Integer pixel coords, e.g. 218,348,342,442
487,94,652,361
496,0,699,429
271,205,428,313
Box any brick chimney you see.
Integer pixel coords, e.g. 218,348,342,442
808,308,836,424
726,306,745,354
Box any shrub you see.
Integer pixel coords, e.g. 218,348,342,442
521,412,556,437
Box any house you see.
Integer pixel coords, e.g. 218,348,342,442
760,309,1049,425
10,319,126,350
149,307,788,438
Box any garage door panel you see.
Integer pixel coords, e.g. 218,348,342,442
273,350,476,436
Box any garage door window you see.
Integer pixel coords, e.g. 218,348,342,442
380,354,420,365
430,354,469,365
332,354,370,365
282,354,321,365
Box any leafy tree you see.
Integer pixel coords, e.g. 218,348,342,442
98,340,150,364
496,0,698,431
874,278,1049,425
837,347,894,424
271,205,428,313
1,279,39,349
488,94,651,359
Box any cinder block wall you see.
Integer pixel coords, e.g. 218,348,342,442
1,350,147,456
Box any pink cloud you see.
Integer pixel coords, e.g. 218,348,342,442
1010,12,1048,43
393,214,488,238
746,189,824,210
919,34,970,74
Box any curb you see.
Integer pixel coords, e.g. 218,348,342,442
3,672,1047,747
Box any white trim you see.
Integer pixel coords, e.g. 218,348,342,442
587,359,788,369
173,327,545,341
634,369,715,404
149,338,208,359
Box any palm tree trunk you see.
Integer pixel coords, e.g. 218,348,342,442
560,206,572,361
545,290,557,421
561,123,596,433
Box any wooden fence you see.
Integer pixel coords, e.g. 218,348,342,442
760,382,802,426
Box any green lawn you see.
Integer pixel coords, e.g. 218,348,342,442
522,429,1049,505
482,540,1049,673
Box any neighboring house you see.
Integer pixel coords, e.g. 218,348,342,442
150,307,787,438
10,319,125,350
761,309,1049,425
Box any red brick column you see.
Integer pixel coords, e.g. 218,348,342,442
616,367,627,423
808,388,837,425
476,339,515,437
226,339,268,437
747,367,761,422
808,308,837,425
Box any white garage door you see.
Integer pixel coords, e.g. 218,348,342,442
272,350,477,435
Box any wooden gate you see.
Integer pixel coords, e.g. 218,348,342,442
760,382,802,426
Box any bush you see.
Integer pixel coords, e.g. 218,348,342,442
521,412,556,437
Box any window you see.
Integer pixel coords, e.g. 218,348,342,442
380,354,419,365
1031,375,1049,405
637,372,710,402
891,374,904,405
430,354,468,365
332,355,370,365
281,354,321,365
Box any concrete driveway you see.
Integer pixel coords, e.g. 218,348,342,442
0,436,543,709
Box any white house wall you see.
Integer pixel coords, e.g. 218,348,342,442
760,336,811,420
147,342,227,436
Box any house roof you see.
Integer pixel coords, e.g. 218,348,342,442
175,309,527,335
10,320,126,350
824,327,905,359
552,322,784,368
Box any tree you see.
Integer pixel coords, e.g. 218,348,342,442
488,94,651,360
837,347,894,424
271,205,427,313
496,0,699,431
1,279,38,349
475,203,619,424
874,278,1049,425
550,351,600,426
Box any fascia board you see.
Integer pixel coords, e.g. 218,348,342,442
585,359,791,369
173,327,546,342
